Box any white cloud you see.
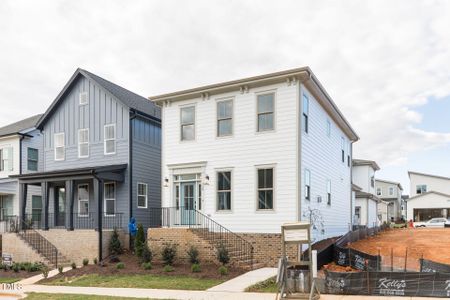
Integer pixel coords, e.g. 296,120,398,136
1,0,450,170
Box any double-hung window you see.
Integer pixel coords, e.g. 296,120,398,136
78,128,89,158
217,171,232,211
104,182,116,216
31,195,42,222
180,106,195,141
54,133,65,161
104,124,116,155
341,137,345,163
79,92,88,105
78,184,89,217
305,169,311,201
302,94,309,133
0,147,13,171
217,100,233,137
257,168,274,210
257,93,274,132
137,183,148,208
416,185,427,194
27,148,38,171
326,180,331,205
376,187,382,196
388,187,394,196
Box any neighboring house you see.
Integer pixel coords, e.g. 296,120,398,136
375,179,403,222
352,159,380,227
378,200,389,224
5,68,161,264
406,171,450,221
150,66,359,266
0,114,43,232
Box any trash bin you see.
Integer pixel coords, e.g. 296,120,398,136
286,266,311,293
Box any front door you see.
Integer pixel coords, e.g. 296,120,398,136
55,187,66,227
181,182,196,225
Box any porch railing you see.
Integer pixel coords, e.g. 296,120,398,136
149,207,254,269
22,213,123,230
0,215,19,233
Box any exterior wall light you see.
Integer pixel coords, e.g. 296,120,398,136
204,175,210,185
164,177,169,187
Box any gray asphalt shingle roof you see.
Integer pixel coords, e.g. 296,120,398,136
0,114,42,138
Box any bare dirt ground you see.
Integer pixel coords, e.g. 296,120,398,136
348,228,450,271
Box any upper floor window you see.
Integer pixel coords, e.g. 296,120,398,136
217,171,232,211
27,148,38,171
341,137,345,163
54,133,65,161
304,169,311,201
180,106,195,141
388,187,394,196
416,185,427,194
217,100,233,137
347,142,351,167
257,93,274,132
257,167,274,210
0,147,13,172
78,128,89,158
376,187,382,196
79,92,88,105
302,94,309,133
104,124,116,155
326,179,331,205
137,183,148,208
370,176,375,188
326,119,331,137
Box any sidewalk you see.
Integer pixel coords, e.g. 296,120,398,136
207,267,277,292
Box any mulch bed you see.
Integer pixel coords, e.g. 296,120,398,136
38,253,245,283
0,270,41,279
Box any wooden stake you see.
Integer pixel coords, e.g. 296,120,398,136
404,248,408,272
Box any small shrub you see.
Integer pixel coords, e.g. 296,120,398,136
29,262,43,272
116,262,125,270
109,229,123,256
161,243,177,266
217,243,230,266
191,263,201,273
135,224,145,257
41,265,49,279
12,263,19,273
187,245,200,264
58,266,63,274
82,258,89,266
71,262,77,269
2,264,8,271
93,258,98,265
141,262,152,270
163,265,174,272
141,244,153,264
218,265,228,276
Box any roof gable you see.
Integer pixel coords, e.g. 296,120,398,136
37,68,160,129
0,114,42,138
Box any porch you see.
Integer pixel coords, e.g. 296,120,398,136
11,164,127,231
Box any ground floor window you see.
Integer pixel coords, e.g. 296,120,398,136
217,171,231,211
0,196,13,220
355,206,361,224
257,167,274,210
78,184,89,217
31,195,42,222
104,182,116,216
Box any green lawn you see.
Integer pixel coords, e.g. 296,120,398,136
25,293,166,300
43,274,225,290
245,277,277,293
0,277,19,284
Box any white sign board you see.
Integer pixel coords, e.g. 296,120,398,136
2,253,12,266
284,228,309,242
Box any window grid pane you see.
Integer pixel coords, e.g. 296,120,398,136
257,168,274,210
217,172,231,211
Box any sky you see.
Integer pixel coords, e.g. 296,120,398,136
1,0,450,194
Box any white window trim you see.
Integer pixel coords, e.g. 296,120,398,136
79,91,88,105
326,179,331,205
27,147,38,171
78,128,89,158
376,187,382,196
54,133,65,161
104,182,116,217
255,90,276,133
77,184,89,217
104,124,116,155
388,187,394,196
137,182,148,209
255,164,276,212
216,98,234,138
304,169,311,201
302,93,309,134
216,169,233,213
180,104,196,142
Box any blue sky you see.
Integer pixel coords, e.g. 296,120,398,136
1,0,450,197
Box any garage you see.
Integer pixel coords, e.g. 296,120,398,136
406,191,450,222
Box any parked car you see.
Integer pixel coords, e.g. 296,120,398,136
414,218,450,228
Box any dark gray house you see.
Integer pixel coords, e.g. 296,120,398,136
10,69,161,261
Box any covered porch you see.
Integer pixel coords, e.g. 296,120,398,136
11,164,127,231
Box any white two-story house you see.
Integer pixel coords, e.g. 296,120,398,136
0,114,43,231
375,179,403,222
151,67,359,244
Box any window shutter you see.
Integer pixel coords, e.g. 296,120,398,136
6,147,13,171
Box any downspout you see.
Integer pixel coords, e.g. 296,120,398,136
129,111,137,249
349,141,354,230
19,136,24,175
93,172,103,262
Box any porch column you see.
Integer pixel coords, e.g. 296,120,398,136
42,181,50,230
19,183,28,225
93,177,104,261
66,180,75,231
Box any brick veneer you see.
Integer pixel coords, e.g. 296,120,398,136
147,228,298,267
2,233,47,263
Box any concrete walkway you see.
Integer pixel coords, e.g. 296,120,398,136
207,267,277,292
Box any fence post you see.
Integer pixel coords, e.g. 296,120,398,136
404,248,408,272
420,253,424,272
391,248,394,271
377,248,380,271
